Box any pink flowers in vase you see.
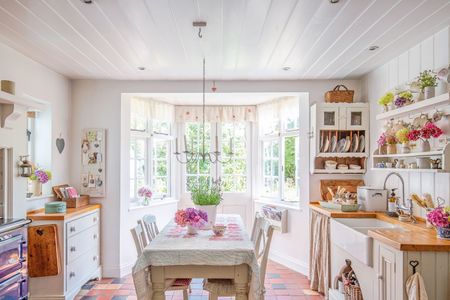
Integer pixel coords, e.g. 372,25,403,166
30,169,52,184
175,208,208,229
407,122,443,142
427,207,450,228
138,186,152,205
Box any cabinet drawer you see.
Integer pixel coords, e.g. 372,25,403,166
67,246,99,292
67,225,99,264
66,211,99,237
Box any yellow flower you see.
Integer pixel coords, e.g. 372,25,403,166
395,128,410,144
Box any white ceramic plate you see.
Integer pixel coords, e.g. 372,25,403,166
331,136,337,152
358,135,365,152
352,133,359,152
349,164,362,170
319,133,324,152
337,138,346,152
323,136,330,152
344,136,351,152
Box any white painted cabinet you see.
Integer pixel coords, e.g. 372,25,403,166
377,244,397,300
29,207,101,300
312,103,369,131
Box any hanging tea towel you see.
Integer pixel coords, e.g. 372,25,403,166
406,272,428,300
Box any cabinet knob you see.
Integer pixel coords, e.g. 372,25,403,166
70,246,76,252
93,234,98,239
93,217,98,223
69,272,76,278
93,255,98,261
377,274,383,280
70,226,76,232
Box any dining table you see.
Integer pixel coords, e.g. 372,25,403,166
132,214,263,300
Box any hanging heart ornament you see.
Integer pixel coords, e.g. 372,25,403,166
56,137,65,154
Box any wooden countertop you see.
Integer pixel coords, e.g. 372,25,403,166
309,202,450,252
27,204,101,221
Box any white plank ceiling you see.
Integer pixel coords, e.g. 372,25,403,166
0,0,449,80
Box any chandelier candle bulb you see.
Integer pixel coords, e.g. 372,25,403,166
230,138,233,153
215,135,219,151
184,135,188,152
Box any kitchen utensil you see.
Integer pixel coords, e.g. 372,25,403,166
28,225,60,277
320,179,364,201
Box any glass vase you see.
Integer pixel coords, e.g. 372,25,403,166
187,225,198,235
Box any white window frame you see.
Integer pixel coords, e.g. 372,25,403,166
259,118,300,203
181,121,251,195
130,121,173,203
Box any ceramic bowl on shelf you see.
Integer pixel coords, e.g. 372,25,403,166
212,225,226,236
325,160,337,169
349,164,361,170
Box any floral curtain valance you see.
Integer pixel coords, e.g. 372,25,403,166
131,97,175,122
175,105,257,123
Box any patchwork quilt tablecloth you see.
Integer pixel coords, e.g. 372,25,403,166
132,214,262,300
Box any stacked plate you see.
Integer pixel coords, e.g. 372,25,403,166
320,134,365,153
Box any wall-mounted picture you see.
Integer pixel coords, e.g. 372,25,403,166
80,128,106,197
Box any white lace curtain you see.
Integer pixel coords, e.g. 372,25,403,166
175,105,257,123
131,97,175,122
257,96,299,134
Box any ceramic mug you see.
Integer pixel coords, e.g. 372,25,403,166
385,162,393,168
408,162,418,169
417,157,431,169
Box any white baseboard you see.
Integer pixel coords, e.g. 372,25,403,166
269,249,309,276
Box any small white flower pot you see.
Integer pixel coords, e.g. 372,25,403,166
424,86,435,99
195,205,217,229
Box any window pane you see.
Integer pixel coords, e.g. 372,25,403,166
262,140,280,197
220,122,247,192
135,139,146,159
152,120,170,135
131,116,147,131
152,140,170,196
284,136,299,202
130,179,135,198
136,159,145,178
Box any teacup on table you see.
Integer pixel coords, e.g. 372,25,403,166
212,225,226,236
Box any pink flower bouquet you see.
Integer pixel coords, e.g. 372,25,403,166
137,186,153,198
407,122,443,141
30,168,52,184
427,207,450,228
175,208,208,229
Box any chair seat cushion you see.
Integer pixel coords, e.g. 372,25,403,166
203,279,236,295
172,278,192,287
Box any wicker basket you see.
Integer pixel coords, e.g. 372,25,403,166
325,85,354,103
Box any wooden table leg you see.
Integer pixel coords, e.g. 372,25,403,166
151,266,166,300
234,264,249,300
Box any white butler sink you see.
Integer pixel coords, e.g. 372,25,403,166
330,218,400,266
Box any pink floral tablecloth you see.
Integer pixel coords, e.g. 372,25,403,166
132,214,262,300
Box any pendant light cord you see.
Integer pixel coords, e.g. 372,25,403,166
202,58,206,158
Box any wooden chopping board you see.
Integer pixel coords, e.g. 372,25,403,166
320,179,364,201
28,224,60,277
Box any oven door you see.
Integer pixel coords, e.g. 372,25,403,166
0,232,25,280
0,272,27,300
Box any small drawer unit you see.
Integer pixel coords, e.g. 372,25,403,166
28,205,101,300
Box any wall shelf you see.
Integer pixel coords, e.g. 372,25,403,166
313,169,365,174
373,150,443,158
370,168,445,173
375,92,450,121
317,152,368,158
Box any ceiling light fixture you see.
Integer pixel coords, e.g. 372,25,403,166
137,67,146,71
283,67,291,71
174,22,234,165
368,45,380,51
329,0,340,3
81,0,93,4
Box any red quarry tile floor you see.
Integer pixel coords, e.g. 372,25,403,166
75,260,324,300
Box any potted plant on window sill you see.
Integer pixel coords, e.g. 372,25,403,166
190,178,223,229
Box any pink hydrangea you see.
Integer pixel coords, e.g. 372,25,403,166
137,186,152,198
407,129,420,141
377,133,386,146
174,208,208,229
420,122,443,140
427,207,450,228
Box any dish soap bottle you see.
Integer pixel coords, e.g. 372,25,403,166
387,188,398,217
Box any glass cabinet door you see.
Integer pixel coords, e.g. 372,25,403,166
318,107,340,130
345,107,368,130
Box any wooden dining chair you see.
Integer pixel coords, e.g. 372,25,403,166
139,214,159,243
203,216,275,299
131,221,192,300
250,212,263,243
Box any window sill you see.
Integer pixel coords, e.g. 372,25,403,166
26,194,54,201
128,198,179,211
254,198,303,211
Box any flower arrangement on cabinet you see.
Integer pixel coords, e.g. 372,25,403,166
427,206,450,240
175,208,208,234
30,168,52,184
394,91,413,108
137,185,153,206
378,92,394,111
407,122,443,152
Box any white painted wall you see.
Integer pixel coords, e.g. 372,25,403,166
70,79,362,277
0,42,71,217
362,26,450,218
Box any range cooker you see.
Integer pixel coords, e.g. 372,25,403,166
0,218,31,300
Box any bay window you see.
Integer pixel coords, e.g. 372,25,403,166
258,97,300,203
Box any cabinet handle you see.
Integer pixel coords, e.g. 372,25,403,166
93,234,98,239
377,274,383,280
69,272,75,278
70,246,76,252
93,255,98,261
93,217,98,223
70,226,76,233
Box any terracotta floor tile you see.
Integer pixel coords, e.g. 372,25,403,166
76,260,324,299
